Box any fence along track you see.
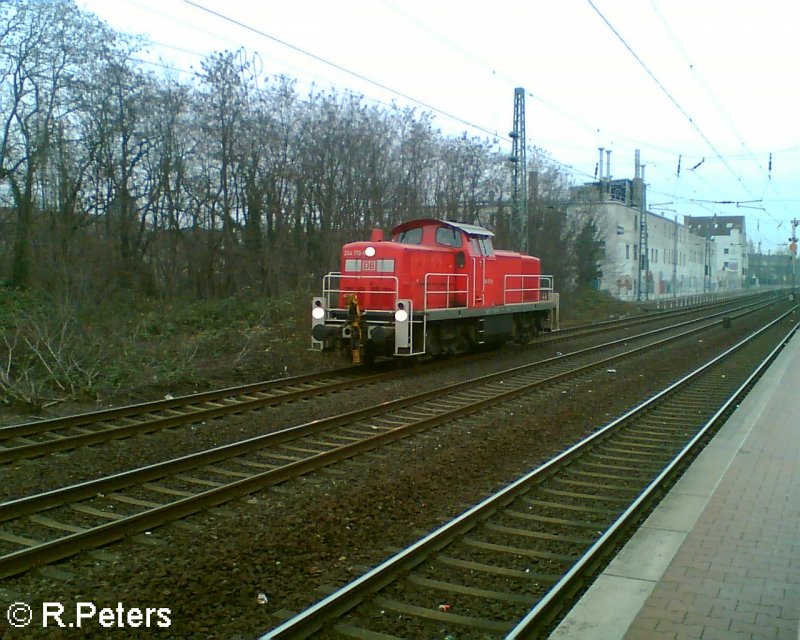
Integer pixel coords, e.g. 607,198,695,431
259,311,797,639
0,298,783,579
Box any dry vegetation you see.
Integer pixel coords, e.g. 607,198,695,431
0,286,324,421
0,287,635,424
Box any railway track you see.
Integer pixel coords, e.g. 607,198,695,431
259,309,798,639
0,295,785,580
0,292,776,464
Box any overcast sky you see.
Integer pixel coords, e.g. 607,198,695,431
76,0,800,253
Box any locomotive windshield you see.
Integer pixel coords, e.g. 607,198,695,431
396,228,423,244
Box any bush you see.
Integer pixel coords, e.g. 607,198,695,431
0,287,326,413
559,289,640,326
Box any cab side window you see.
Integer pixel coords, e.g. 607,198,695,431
435,227,463,248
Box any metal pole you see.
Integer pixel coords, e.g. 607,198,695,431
510,88,527,252
791,218,798,299
641,165,648,301
672,214,678,299
636,154,647,302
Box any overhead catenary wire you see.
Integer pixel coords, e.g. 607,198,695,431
182,0,500,140
648,0,765,174
93,0,797,250
648,0,791,225
586,0,793,249
586,0,760,202
180,0,607,183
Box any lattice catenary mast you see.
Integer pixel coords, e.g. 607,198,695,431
510,87,527,251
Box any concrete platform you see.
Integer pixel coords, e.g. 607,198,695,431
550,328,800,640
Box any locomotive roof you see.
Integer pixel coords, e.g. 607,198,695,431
391,219,494,238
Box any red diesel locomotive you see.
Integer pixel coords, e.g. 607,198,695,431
311,218,559,363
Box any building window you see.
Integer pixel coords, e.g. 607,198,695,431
724,247,729,254
626,244,630,259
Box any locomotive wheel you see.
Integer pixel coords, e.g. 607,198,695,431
363,343,378,365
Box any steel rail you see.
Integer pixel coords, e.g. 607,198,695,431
1,367,364,436
0,293,773,464
257,309,796,639
0,370,369,463
549,289,773,338
506,319,800,638
0,297,772,518
0,299,784,579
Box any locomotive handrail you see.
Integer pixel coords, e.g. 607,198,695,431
322,271,555,313
502,273,555,305
321,272,399,311
422,272,469,311
541,274,555,300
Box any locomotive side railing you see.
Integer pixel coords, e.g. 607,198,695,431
423,273,469,311
503,274,555,305
321,271,554,314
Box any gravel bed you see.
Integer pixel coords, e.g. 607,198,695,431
0,334,613,500
0,311,772,639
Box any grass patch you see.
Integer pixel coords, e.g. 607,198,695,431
558,289,643,327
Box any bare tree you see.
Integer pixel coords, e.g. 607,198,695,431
0,0,132,290
527,162,577,288
82,60,157,291
142,78,193,292
387,108,437,227
0,3,583,301
435,133,493,224
195,50,255,294
1,1,79,287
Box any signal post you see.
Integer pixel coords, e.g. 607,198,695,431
790,218,798,299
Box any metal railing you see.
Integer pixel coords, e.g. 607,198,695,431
422,272,469,310
321,273,399,312
502,273,555,305
321,271,557,315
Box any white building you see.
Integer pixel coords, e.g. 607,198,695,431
684,215,748,291
569,175,735,301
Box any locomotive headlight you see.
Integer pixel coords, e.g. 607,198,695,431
364,246,376,257
394,299,412,349
312,305,326,320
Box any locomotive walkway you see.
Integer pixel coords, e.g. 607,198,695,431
550,328,800,639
